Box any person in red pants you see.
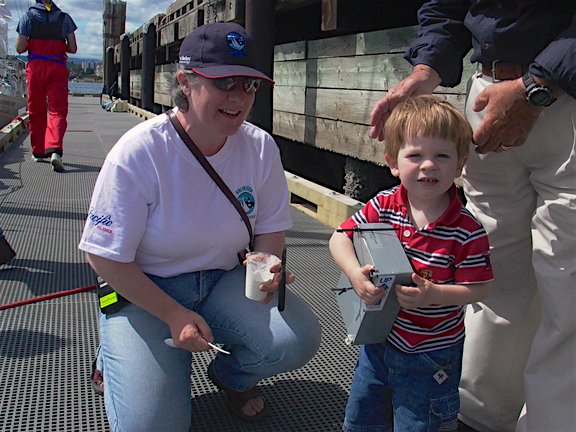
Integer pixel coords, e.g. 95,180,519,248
15,0,77,172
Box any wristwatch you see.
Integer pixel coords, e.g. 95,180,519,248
523,73,556,107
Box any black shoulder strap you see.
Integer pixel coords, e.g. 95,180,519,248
166,109,254,251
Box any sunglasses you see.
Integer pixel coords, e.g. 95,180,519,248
213,77,263,94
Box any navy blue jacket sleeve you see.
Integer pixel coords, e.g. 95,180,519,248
531,14,576,99
404,1,472,88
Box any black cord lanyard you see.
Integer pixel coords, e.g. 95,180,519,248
166,109,254,251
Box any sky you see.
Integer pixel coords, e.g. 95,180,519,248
2,0,177,59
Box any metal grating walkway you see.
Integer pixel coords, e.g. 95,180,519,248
0,97,359,432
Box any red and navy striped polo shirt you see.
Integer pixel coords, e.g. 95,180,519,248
339,184,493,353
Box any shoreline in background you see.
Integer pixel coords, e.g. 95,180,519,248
68,81,103,94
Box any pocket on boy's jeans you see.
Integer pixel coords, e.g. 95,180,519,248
421,341,463,373
430,391,459,429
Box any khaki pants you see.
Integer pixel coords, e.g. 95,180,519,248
459,73,576,432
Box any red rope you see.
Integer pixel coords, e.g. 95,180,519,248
0,285,97,310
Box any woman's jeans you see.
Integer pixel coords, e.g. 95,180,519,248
343,341,463,432
98,265,322,432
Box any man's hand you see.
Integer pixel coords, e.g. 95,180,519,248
472,78,543,153
370,64,442,141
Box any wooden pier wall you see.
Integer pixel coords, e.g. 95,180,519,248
273,29,474,168
106,1,475,202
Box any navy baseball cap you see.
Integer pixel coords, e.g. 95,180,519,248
179,22,273,83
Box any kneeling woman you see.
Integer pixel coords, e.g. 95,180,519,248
79,22,321,432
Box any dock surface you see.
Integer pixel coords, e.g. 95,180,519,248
0,97,358,432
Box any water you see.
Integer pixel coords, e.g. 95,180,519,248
68,81,103,94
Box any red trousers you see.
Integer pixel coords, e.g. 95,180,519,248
27,60,69,157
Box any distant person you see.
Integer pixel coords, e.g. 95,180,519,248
15,0,77,172
330,95,493,431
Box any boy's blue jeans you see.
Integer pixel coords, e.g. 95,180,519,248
97,265,322,432
343,340,463,432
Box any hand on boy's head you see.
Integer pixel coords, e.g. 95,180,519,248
395,273,435,309
350,265,388,305
370,65,443,140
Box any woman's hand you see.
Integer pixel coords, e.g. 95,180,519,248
167,308,214,353
247,231,291,305
86,254,216,353
243,259,296,305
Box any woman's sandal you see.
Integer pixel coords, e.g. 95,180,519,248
90,358,104,396
207,362,270,422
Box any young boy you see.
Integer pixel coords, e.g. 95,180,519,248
330,95,493,432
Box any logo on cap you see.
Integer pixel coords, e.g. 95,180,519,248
227,32,247,58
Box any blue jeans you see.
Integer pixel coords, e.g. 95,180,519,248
343,341,463,432
98,265,322,432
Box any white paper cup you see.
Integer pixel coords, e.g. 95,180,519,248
245,252,280,301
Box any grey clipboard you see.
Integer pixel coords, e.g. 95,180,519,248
332,223,413,345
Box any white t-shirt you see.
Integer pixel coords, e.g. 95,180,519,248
79,111,292,277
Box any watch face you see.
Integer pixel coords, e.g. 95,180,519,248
529,88,553,107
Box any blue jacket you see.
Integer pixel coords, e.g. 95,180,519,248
405,0,576,98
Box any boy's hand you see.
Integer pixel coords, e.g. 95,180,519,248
395,273,437,309
350,264,387,305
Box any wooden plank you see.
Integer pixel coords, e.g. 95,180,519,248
166,0,191,16
308,27,418,59
154,93,172,106
314,54,413,91
273,86,306,115
160,23,176,45
272,85,468,126
280,48,474,93
308,33,362,59
358,27,419,56
177,11,199,40
273,111,306,142
273,59,307,87
154,64,176,106
274,41,307,62
308,53,474,93
205,0,242,23
312,88,468,124
321,0,337,31
130,70,142,99
312,88,385,124
0,114,28,157
273,110,385,165
312,117,386,165
285,171,364,229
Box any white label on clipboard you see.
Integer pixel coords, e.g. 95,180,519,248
374,274,395,289
365,275,395,311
